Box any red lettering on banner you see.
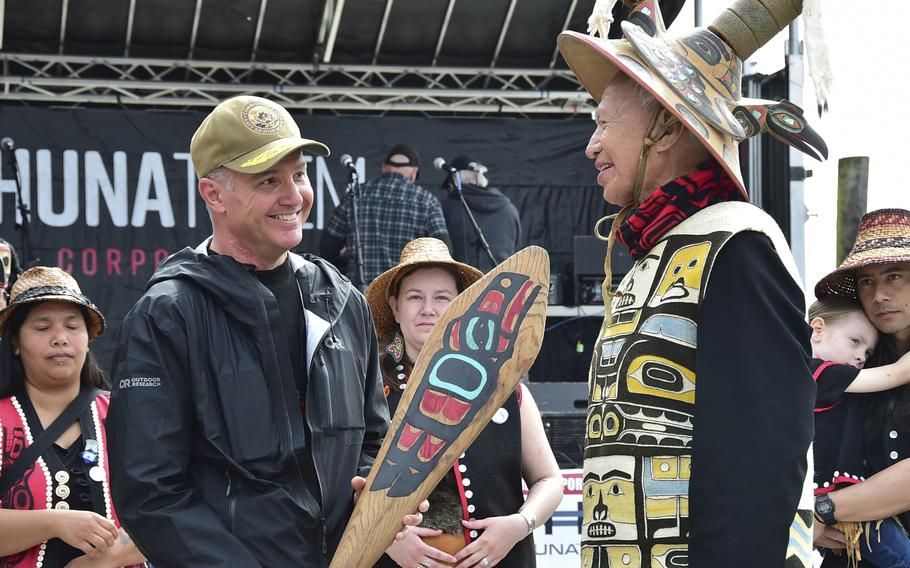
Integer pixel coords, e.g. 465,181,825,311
106,249,122,275
153,248,168,269
562,472,583,495
56,247,172,278
130,249,146,275
82,248,97,276
58,248,74,273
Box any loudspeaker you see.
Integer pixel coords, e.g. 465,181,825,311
528,382,587,470
542,414,586,470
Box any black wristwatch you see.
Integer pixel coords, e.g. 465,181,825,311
814,493,837,526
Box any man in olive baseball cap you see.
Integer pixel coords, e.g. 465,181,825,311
107,93,411,566
190,95,329,178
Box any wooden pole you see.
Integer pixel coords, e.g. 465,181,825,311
836,157,869,265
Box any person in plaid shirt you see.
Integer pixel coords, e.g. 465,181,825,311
321,144,451,288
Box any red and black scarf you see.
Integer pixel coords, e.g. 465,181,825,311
616,162,740,259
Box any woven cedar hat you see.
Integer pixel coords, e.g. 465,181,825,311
365,238,483,343
557,0,828,199
0,266,105,339
815,209,910,300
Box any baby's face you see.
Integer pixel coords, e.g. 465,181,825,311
816,311,879,369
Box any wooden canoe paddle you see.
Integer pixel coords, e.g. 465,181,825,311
329,246,550,568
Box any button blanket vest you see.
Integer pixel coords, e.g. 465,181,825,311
0,393,141,568
581,201,815,567
377,385,531,568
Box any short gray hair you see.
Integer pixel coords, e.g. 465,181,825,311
202,166,236,220
615,76,704,149
628,79,662,115
205,166,236,191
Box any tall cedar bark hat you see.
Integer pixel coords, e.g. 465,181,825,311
815,209,910,300
557,0,829,199
365,238,483,343
0,266,105,339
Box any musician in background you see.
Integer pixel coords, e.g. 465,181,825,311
321,144,451,286
441,156,521,273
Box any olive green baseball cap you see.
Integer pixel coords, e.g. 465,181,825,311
190,95,330,178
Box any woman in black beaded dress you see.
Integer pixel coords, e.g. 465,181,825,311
365,238,563,568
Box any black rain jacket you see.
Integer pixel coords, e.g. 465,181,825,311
107,241,389,567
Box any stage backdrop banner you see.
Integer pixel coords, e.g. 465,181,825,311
0,104,608,367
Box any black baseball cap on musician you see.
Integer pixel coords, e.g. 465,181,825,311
384,144,420,168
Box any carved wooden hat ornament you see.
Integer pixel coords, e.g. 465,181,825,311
557,0,829,199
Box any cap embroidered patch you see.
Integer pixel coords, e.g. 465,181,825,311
241,101,283,134
190,95,329,177
241,146,288,168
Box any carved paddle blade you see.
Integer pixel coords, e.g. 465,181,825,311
329,246,549,568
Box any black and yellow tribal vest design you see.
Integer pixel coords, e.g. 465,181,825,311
581,202,813,568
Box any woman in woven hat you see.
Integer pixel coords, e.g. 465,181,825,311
365,238,562,568
0,267,145,568
557,1,829,566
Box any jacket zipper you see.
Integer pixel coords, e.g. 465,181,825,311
256,282,322,541
225,470,236,534
305,288,334,555
307,345,330,554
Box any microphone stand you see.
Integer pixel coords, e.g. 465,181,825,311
345,167,367,292
3,144,35,266
448,170,497,268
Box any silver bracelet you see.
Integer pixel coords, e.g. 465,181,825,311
517,508,538,535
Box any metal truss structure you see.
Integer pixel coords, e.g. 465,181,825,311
0,53,593,116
